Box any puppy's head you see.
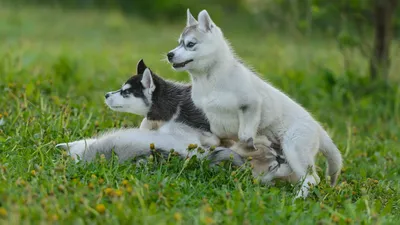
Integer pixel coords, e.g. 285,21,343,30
167,9,224,72
104,59,155,116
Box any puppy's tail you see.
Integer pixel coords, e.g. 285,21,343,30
319,128,343,186
60,128,246,168
80,129,157,163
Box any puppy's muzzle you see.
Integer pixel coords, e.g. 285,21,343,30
167,52,174,62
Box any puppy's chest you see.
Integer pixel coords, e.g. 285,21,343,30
192,89,240,138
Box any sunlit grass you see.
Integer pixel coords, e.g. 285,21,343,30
0,6,399,224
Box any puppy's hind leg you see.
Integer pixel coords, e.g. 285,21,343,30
281,124,320,199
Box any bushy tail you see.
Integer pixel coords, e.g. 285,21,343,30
319,129,343,186
61,128,195,163
57,128,246,166
80,129,154,163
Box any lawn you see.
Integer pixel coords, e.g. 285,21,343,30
0,6,399,225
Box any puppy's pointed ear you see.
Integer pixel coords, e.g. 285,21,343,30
187,9,198,26
136,59,147,74
198,10,214,32
141,68,155,94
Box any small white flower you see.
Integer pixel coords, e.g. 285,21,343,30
0,118,4,126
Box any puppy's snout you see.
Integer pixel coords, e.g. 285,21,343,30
105,93,111,99
167,52,174,61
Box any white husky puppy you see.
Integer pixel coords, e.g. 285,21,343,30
166,9,343,198
56,60,244,166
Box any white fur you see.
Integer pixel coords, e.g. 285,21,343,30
141,68,156,95
186,9,198,26
105,69,155,116
139,117,164,130
168,9,343,198
56,121,211,163
105,82,150,116
56,139,97,162
57,62,221,163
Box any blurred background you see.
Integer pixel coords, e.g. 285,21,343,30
1,0,399,81
0,0,399,136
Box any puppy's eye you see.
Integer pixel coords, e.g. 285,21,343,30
186,42,196,48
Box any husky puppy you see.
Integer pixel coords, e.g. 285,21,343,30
166,9,343,198
104,59,221,148
56,60,244,166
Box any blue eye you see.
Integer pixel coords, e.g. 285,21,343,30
186,42,196,48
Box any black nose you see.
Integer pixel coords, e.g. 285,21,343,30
167,52,174,61
105,93,111,99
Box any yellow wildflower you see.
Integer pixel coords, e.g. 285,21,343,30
174,212,182,221
96,204,106,214
0,207,7,217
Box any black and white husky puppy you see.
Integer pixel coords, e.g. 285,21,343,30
56,60,244,165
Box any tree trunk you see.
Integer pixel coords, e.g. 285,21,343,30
370,0,398,81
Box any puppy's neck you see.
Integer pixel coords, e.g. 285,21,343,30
189,40,236,80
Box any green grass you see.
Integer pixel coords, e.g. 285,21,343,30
0,6,399,225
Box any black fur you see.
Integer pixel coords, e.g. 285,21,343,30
136,59,147,74
124,60,211,132
122,75,150,106
239,104,248,112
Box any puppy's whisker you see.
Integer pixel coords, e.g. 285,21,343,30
160,57,169,62
159,53,169,62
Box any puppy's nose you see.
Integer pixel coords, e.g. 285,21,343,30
167,52,174,61
105,93,111,99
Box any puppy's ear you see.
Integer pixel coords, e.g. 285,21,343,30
141,68,155,94
187,9,198,26
198,10,214,32
136,59,147,74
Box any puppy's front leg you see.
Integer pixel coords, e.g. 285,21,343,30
139,118,163,130
238,99,262,146
139,118,152,130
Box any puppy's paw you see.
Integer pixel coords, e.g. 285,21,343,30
238,137,255,149
253,136,272,148
238,130,254,145
246,137,254,148
200,132,220,147
295,188,309,200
